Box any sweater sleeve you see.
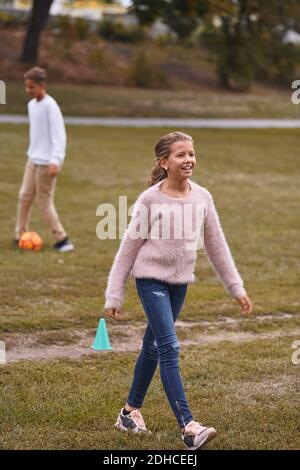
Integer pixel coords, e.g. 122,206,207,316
104,192,149,310
203,190,246,299
48,100,67,166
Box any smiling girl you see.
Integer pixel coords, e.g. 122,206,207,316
104,131,253,450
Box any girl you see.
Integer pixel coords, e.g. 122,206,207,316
104,131,253,450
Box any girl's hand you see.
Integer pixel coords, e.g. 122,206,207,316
236,294,253,315
105,307,122,320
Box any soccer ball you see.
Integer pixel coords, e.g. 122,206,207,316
18,231,43,251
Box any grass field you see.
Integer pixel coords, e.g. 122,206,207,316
1,82,299,119
0,124,299,449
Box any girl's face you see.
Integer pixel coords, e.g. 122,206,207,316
160,140,196,179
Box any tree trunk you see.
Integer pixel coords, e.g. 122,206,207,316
20,0,54,63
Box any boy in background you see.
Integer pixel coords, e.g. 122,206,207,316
15,66,74,252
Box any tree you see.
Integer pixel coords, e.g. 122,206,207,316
132,0,209,39
131,0,166,26
20,0,54,63
202,0,300,89
132,0,300,90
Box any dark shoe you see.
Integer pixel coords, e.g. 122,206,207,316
53,236,74,253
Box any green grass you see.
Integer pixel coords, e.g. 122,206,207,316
0,336,299,450
1,82,299,118
0,125,299,332
0,124,299,449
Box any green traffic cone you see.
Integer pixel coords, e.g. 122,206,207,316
92,318,112,351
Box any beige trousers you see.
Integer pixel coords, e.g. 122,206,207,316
15,159,67,242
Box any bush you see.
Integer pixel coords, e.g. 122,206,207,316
52,15,72,35
52,15,90,40
154,32,177,47
74,18,90,40
0,11,16,26
88,48,106,68
98,20,144,43
127,49,168,88
201,26,255,91
256,41,300,86
200,18,300,91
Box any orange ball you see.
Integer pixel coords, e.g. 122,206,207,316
18,231,43,251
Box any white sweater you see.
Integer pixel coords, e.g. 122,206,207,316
27,94,67,166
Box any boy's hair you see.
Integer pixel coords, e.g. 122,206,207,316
24,67,47,83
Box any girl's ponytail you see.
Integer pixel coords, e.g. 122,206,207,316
148,161,167,187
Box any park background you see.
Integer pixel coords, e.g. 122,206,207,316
0,0,299,450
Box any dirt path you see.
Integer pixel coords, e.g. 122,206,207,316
2,315,299,363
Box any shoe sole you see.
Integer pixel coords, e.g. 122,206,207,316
114,415,151,434
183,427,217,451
57,244,74,253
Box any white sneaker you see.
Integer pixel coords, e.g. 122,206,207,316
182,420,217,450
114,408,151,434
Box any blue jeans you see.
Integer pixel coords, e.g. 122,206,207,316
127,277,193,428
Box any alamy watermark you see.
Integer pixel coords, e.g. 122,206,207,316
291,80,300,104
0,340,6,365
291,340,300,365
96,198,205,251
0,80,6,104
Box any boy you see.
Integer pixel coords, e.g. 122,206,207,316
15,66,74,252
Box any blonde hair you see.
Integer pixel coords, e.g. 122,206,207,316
148,131,193,187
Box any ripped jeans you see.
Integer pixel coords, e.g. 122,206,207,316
127,277,193,429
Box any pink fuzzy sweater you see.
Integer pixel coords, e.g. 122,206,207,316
104,178,247,309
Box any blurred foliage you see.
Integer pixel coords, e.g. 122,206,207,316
74,17,90,40
2,0,299,89
52,15,90,40
132,0,300,90
128,48,168,88
98,19,145,43
0,11,14,26
132,0,209,39
88,48,106,69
